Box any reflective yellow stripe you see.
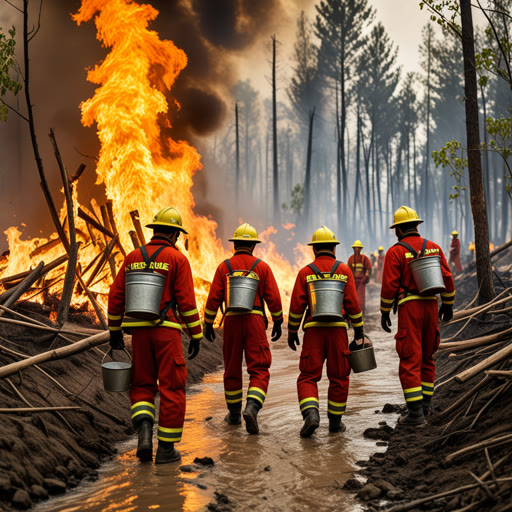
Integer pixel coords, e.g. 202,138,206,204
132,410,155,420
108,313,122,320
204,318,214,324
248,387,266,398
351,320,364,328
289,311,303,319
442,299,455,305
131,401,155,410
158,426,183,433
109,326,122,331
327,400,346,407
299,397,319,406
404,386,422,393
122,319,182,330
186,320,201,328
226,310,264,317
226,398,242,403
348,312,362,319
191,332,203,340
289,320,301,327
271,310,283,317
304,321,348,329
225,389,243,395
380,297,394,304
205,308,217,316
441,291,455,297
181,308,198,317
398,295,436,306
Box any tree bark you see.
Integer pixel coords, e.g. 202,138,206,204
235,102,240,213
303,108,315,228
272,35,280,224
460,0,495,304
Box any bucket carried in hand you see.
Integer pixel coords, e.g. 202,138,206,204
125,245,167,320
224,258,261,312
101,348,132,392
307,260,346,320
349,336,377,373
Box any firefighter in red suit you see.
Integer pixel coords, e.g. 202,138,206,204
376,246,385,283
380,206,455,426
108,207,203,464
449,231,463,274
347,240,372,314
203,223,283,435
287,226,364,438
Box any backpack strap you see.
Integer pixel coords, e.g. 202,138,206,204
396,241,418,258
330,260,342,275
139,245,166,269
224,259,234,274
307,263,322,276
248,258,261,273
419,238,428,258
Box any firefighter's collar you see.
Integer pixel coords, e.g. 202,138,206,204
234,249,254,256
398,232,420,241
315,251,336,259
150,236,176,247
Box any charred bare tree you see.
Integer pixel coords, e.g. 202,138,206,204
271,35,280,224
303,108,315,228
235,102,240,213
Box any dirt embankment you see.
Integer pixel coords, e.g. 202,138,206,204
0,304,223,511
348,245,512,511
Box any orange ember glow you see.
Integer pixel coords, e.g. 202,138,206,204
0,0,309,323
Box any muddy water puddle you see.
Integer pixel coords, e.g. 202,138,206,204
38,313,403,511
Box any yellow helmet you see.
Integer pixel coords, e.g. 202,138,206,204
373,251,378,257
308,226,340,246
390,206,423,229
378,246,384,251
451,230,459,236
146,207,188,234
229,223,261,243
352,240,364,248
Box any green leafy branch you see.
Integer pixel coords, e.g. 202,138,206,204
485,116,512,196
432,140,468,201
0,26,23,122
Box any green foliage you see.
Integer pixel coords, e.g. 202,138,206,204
419,1,461,37
485,116,512,195
0,26,22,121
289,184,304,215
432,140,468,200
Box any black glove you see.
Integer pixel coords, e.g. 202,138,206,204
204,322,216,342
354,325,364,340
188,338,200,360
381,311,392,333
288,331,300,351
439,303,453,322
271,321,282,342
349,338,364,351
109,330,125,350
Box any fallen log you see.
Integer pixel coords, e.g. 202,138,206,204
29,237,61,258
445,433,512,463
0,262,45,316
0,317,93,336
439,327,512,352
485,370,512,379
0,253,67,287
445,292,512,325
0,407,82,413
455,342,512,383
130,209,146,246
0,330,109,379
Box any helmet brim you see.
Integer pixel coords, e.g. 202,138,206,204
229,236,261,243
389,219,423,229
351,245,364,248
146,222,188,234
308,240,340,246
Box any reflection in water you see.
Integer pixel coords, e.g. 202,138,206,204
37,297,402,512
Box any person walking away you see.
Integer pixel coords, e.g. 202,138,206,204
108,207,203,464
287,226,364,438
375,246,385,283
449,231,463,274
347,240,372,314
203,223,283,435
380,206,455,426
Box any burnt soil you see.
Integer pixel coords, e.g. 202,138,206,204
0,303,223,511
350,246,512,511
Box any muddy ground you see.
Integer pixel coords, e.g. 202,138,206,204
350,246,512,511
0,304,223,511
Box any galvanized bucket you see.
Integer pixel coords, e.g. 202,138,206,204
349,336,377,373
102,348,132,392
408,255,446,295
226,272,259,312
307,279,345,320
125,271,166,320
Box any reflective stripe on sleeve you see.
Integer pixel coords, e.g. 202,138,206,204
181,308,198,317
186,320,201,328
289,311,303,319
109,326,122,331
108,313,122,320
271,310,283,317
380,297,394,304
440,291,455,298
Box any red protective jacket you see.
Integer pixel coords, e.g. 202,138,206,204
204,251,283,325
380,234,455,312
108,238,202,340
287,253,363,332
347,254,372,281
449,238,463,273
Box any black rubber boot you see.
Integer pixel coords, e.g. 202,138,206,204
399,400,426,427
155,441,181,464
300,408,320,438
136,420,153,461
328,415,346,433
423,394,432,418
224,408,242,425
242,398,261,435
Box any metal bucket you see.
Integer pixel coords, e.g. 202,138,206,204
408,255,446,295
307,279,345,320
226,273,259,312
101,348,132,392
125,271,166,320
349,337,377,373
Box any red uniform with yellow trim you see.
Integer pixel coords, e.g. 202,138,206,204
204,250,283,411
380,234,454,406
376,253,385,283
288,254,363,420
108,237,202,444
449,238,463,273
347,253,372,312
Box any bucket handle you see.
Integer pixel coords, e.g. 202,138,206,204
102,347,132,365
349,334,373,352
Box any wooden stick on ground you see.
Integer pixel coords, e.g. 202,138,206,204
439,327,512,352
0,331,109,379
455,341,512,383
485,370,512,378
0,407,83,413
130,210,146,245
0,317,93,336
445,433,512,463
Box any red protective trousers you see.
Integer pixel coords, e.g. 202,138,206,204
354,278,367,313
395,300,440,403
297,327,351,418
130,327,187,443
223,314,272,410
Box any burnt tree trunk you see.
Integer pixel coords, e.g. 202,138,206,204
272,35,280,224
460,0,495,304
235,102,240,213
303,108,315,228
